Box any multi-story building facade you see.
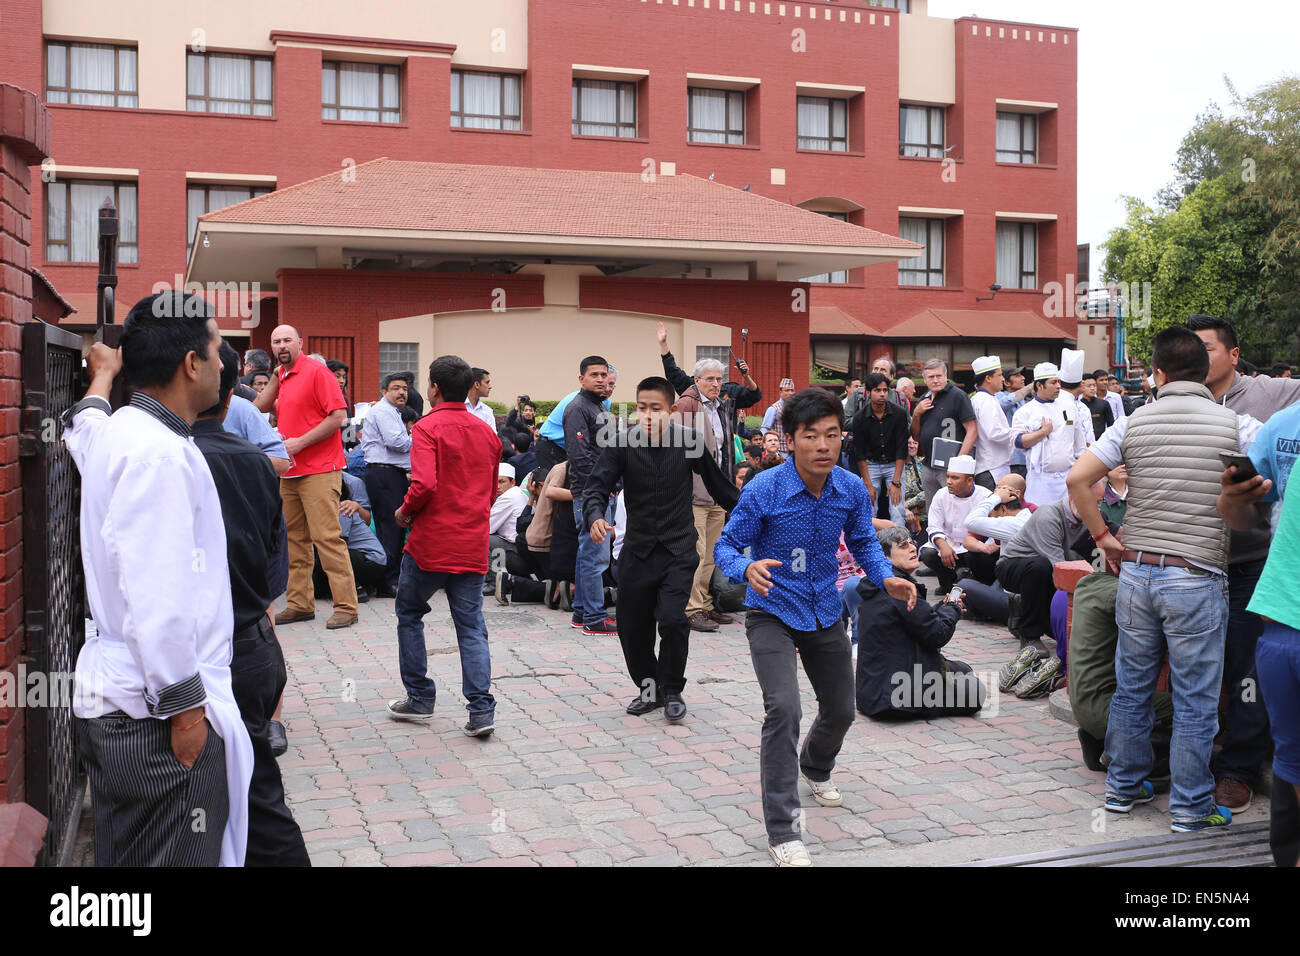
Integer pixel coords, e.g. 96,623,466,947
0,0,1078,402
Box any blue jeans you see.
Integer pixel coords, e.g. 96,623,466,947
394,552,495,717
1106,562,1228,822
841,575,863,644
573,499,611,626
865,461,907,527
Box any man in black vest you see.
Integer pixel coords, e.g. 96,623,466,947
582,377,740,723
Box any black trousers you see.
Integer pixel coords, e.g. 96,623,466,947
615,543,699,698
921,546,999,594
79,710,228,867
996,555,1056,640
314,550,386,599
363,464,409,590
533,436,567,472
231,616,311,866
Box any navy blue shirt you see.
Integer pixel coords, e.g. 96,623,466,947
714,459,894,630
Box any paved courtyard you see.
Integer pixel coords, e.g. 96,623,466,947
274,590,1271,866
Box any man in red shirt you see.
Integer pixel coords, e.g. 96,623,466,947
254,325,358,629
388,355,503,736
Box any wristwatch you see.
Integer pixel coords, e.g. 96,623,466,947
890,481,902,488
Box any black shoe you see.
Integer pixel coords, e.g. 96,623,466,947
1077,728,1106,772
268,719,289,757
356,586,371,604
1006,592,1024,637
664,694,687,724
374,585,398,599
626,696,664,716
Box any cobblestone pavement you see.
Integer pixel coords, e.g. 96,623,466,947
274,589,1270,866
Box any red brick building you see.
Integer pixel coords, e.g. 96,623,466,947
0,0,1079,400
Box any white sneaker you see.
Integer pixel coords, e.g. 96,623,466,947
769,840,813,867
800,771,843,807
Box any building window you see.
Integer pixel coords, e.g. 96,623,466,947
322,62,401,123
188,184,271,252
898,218,944,286
450,70,522,130
378,342,420,388
695,345,731,369
572,79,637,138
187,52,273,115
996,221,1038,290
797,96,848,152
46,180,137,263
869,0,911,10
688,88,744,144
801,212,850,284
45,42,138,108
899,105,944,158
996,111,1037,163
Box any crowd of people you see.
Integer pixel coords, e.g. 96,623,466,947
64,292,1299,869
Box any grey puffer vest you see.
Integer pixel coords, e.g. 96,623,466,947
1120,380,1239,570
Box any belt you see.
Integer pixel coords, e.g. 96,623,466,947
1122,550,1193,569
368,462,407,471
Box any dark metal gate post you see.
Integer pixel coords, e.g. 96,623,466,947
18,320,88,866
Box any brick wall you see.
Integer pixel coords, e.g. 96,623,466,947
0,83,50,815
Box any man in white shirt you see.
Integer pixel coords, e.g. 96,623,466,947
1097,371,1127,425
63,293,253,867
488,463,530,583
1012,362,1092,506
970,355,1015,488
362,372,414,595
918,455,999,593
1059,349,1094,448
466,367,498,431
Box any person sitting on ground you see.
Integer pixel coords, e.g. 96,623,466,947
855,526,985,720
488,462,530,576
903,435,926,537
312,470,388,604
952,482,1033,624
919,455,999,593
491,467,552,605
507,433,537,486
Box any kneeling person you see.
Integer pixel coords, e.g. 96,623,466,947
583,377,740,723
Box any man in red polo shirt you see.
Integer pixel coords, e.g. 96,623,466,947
387,355,503,736
254,324,358,629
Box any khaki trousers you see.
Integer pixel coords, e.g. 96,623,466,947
281,470,357,616
686,503,727,616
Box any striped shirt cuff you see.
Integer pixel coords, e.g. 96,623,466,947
61,395,112,428
146,672,207,718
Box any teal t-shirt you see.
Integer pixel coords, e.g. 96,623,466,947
1247,403,1300,628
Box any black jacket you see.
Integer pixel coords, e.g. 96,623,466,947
660,350,763,410
562,387,613,496
855,573,963,718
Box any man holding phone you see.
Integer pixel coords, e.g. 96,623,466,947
1066,327,1247,833
910,359,977,520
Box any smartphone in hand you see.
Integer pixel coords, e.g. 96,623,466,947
1219,453,1259,483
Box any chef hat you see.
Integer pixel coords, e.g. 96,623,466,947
1059,348,1086,385
499,463,515,479
1034,362,1060,382
947,455,977,476
972,355,1001,376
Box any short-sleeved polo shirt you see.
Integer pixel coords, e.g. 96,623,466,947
276,354,347,477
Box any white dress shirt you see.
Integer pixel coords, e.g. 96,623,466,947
1103,390,1126,424
971,387,1014,474
360,396,412,468
467,398,497,431
488,485,529,542
64,397,253,867
963,492,1033,543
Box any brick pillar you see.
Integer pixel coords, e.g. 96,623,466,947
0,83,51,862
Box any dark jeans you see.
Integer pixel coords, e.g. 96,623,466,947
921,546,998,594
231,616,310,866
615,543,699,698
394,552,495,717
996,555,1055,640
363,463,409,590
313,550,386,598
1212,558,1269,786
745,610,856,846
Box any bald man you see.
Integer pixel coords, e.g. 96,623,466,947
254,325,358,628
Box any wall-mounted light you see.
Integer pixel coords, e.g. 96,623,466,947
976,283,1001,303
201,233,210,249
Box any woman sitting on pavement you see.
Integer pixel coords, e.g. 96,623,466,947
855,526,986,720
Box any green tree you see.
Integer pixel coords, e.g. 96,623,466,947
1102,75,1300,365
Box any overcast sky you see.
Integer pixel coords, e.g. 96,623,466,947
928,0,1300,283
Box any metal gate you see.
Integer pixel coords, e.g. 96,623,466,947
19,319,87,866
